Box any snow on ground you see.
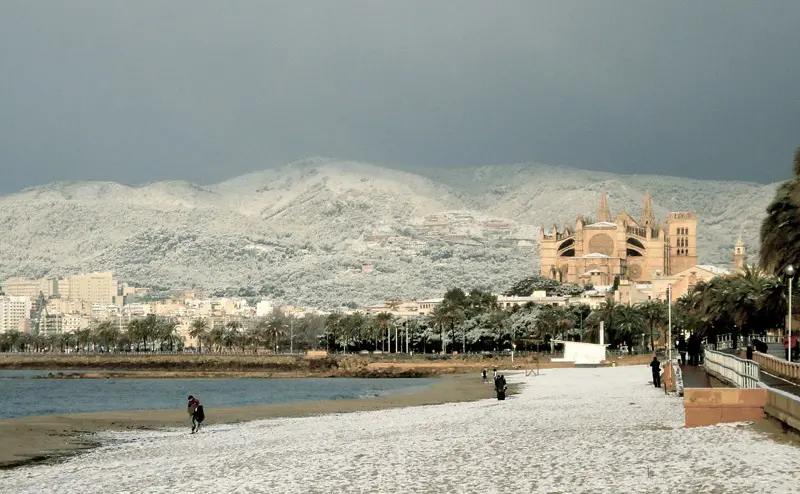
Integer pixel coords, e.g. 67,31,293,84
2,365,799,494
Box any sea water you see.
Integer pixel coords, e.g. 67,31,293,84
0,370,434,419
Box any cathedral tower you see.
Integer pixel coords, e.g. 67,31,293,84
733,235,746,273
666,212,698,275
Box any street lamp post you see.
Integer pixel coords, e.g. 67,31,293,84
667,284,672,364
785,264,796,362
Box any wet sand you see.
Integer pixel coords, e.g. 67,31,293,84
0,374,518,469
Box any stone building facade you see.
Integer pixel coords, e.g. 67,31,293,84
539,192,698,285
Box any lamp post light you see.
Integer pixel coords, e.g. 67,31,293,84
667,284,672,364
785,264,796,362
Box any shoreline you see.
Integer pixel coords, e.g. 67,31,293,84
0,374,519,470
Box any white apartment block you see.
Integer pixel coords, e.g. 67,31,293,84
62,314,91,333
256,299,275,317
0,296,32,333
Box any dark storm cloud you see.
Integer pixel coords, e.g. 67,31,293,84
1,1,799,194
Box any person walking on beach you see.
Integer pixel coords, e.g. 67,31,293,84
650,356,662,388
188,395,204,434
481,368,487,383
492,367,498,381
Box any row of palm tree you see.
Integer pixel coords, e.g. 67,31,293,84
1,266,792,356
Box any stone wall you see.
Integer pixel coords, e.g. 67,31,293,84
684,388,767,428
764,388,800,432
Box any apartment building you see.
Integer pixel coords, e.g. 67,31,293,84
65,272,118,305
2,277,58,299
0,296,32,333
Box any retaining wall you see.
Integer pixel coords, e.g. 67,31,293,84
763,388,800,432
684,388,767,428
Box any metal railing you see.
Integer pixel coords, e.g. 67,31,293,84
703,348,761,388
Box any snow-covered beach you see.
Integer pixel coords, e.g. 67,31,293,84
2,365,799,494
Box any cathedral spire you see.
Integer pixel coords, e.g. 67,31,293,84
597,192,611,222
640,190,655,226
733,233,746,272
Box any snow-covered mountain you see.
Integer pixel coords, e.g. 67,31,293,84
0,158,777,306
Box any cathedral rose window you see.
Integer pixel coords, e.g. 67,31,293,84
588,234,614,256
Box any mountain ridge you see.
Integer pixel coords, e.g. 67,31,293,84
0,159,777,306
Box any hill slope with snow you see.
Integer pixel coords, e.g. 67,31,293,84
0,158,776,306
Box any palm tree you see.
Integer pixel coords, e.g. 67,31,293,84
585,300,624,345
189,318,209,353
375,312,393,352
616,305,644,351
266,309,287,353
208,325,227,353
760,147,800,274
93,320,120,352
159,320,181,352
638,300,667,352
74,328,93,352
442,303,465,354
224,321,242,352
428,305,451,354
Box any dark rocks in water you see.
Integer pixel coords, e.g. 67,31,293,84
34,372,84,379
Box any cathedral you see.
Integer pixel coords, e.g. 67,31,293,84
539,192,698,285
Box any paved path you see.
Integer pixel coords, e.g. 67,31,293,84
759,370,800,397
679,364,712,388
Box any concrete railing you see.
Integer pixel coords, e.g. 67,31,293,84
753,352,800,383
703,348,761,388
748,334,783,344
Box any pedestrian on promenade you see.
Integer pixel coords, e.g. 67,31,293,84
687,333,701,366
188,395,204,434
746,338,754,360
481,368,487,383
677,335,687,365
650,356,661,388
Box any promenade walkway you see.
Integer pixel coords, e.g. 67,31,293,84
679,364,712,388
759,369,800,397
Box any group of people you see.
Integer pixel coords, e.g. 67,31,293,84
675,333,703,366
481,367,507,400
481,367,499,383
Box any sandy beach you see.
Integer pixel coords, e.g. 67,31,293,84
2,366,799,493
0,374,513,469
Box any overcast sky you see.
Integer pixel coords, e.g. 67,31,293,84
1,1,799,194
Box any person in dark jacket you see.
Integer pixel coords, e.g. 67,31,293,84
188,395,203,434
650,356,661,388
687,332,701,366
494,374,507,400
677,335,687,365
746,338,754,360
